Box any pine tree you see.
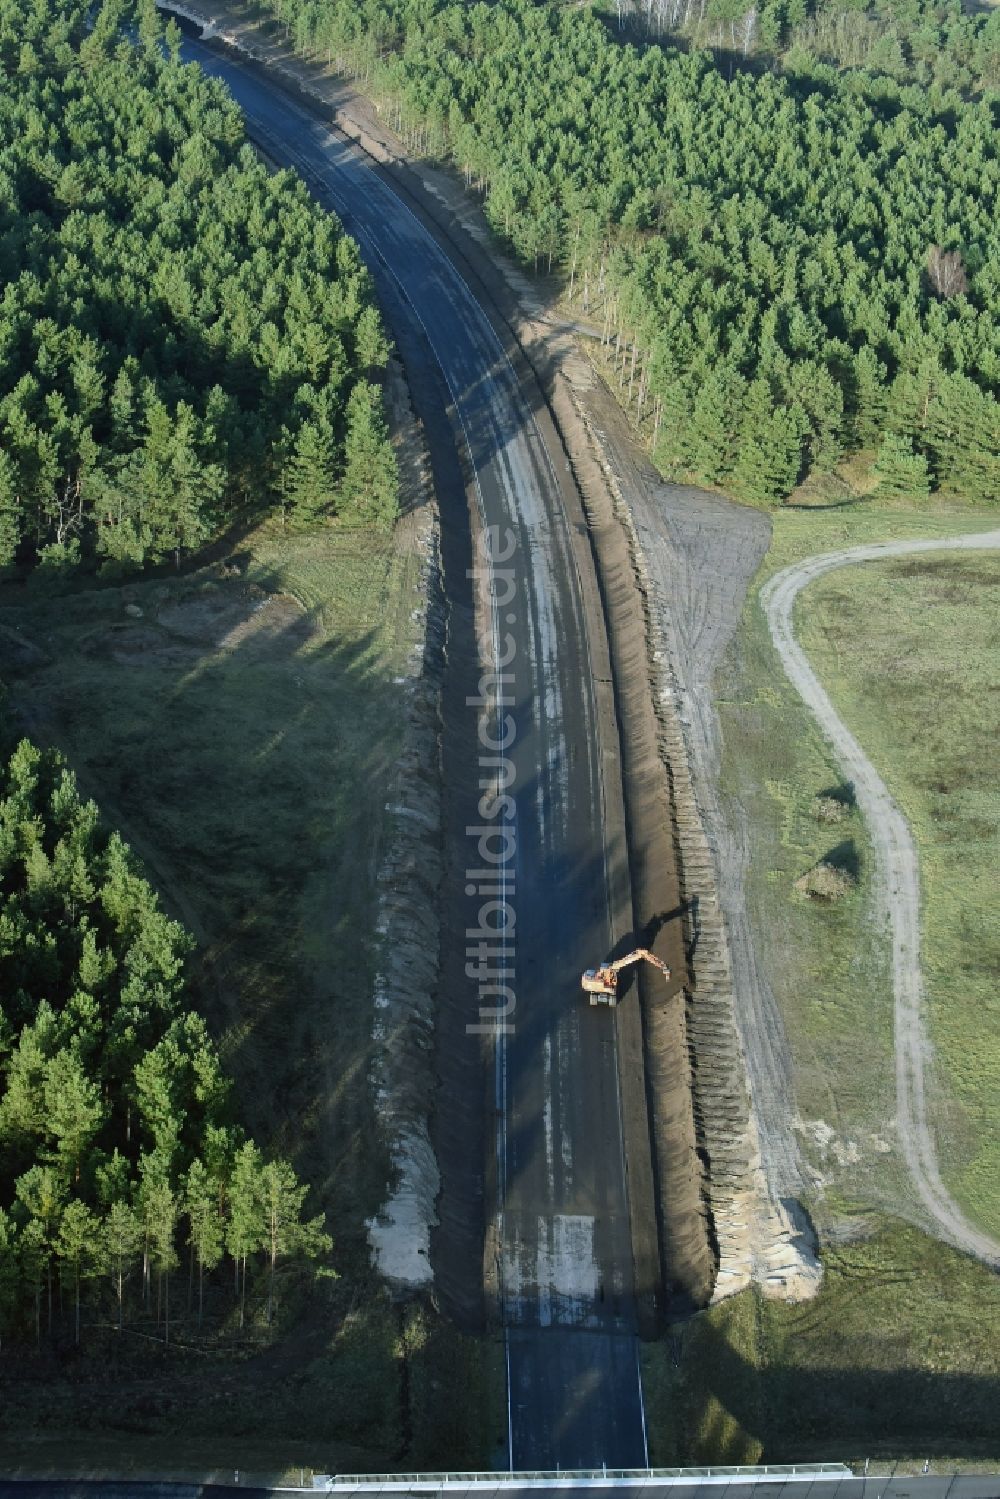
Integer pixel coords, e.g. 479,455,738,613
15,1165,66,1337
77,925,116,998
788,362,843,473
354,305,389,370
651,381,692,478
0,1210,18,1351
179,1013,230,1123
147,1176,178,1343
848,345,888,451
165,16,183,65
88,458,150,571
95,1149,133,1209
0,1017,54,1151
872,433,931,499
258,1158,332,1323
133,1034,185,1167
732,388,805,504
184,1158,224,1326
108,364,139,454
686,365,745,484
19,1219,46,1350
927,374,1000,502
55,1199,98,1345
339,382,398,529
0,450,22,569
142,403,221,567
51,839,96,922
43,1050,104,1184
49,767,92,839
137,0,161,55
282,419,337,523
102,1198,142,1334
886,359,942,447
226,1140,265,1328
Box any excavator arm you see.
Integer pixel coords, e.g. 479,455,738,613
581,947,671,1005
607,947,669,979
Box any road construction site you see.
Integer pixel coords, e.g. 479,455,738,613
168,0,997,1473
171,7,780,1465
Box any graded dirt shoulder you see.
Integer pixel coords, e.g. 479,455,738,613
562,375,820,1301
762,529,1000,1268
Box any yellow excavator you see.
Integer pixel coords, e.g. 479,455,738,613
581,948,671,1006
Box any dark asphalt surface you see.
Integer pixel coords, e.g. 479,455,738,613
179,31,646,1471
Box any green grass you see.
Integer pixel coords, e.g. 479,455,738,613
642,1292,764,1467
0,519,504,1470
644,1221,1000,1466
717,503,997,1224
798,551,1000,1238
673,499,1000,1468
0,1307,504,1479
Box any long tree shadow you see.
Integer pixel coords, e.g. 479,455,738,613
0,540,414,1321
680,1308,1000,1463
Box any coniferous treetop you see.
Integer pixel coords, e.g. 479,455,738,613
0,0,398,577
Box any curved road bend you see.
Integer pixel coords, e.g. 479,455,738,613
762,530,1000,1268
181,35,649,1469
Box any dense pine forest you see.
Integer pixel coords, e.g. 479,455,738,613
265,0,999,504
0,736,331,1347
0,0,397,578
622,0,1000,96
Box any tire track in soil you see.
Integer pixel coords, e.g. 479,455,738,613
762,529,1000,1269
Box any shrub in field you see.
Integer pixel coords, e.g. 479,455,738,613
795,861,858,901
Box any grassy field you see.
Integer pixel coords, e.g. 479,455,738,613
716,504,997,1226
650,500,1000,1467
799,550,1000,1238
0,518,505,1471
644,1220,1000,1466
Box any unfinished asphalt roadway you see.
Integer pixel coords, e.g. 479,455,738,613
180,30,651,1471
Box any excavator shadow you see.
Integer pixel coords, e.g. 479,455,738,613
598,900,698,1000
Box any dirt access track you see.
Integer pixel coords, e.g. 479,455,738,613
763,530,1000,1269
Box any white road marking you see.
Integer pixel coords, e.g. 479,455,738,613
543,1032,555,1184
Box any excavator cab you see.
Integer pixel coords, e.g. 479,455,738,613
582,966,617,1005
581,948,670,1007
